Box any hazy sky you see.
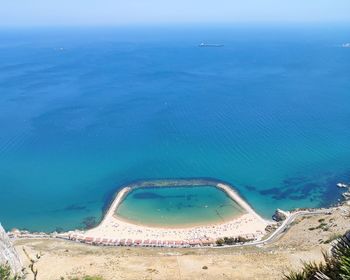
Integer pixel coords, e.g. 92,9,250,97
1,0,350,26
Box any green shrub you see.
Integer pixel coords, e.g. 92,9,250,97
0,263,25,280
284,231,350,280
216,238,224,246
216,236,252,246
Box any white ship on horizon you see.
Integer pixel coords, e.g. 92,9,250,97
199,42,224,47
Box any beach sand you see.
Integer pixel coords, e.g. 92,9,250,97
81,183,269,243
15,204,350,280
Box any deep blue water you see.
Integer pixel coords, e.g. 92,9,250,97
0,25,350,231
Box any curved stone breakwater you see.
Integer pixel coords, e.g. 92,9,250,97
102,179,265,226
80,179,270,246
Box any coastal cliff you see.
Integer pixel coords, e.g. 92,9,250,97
0,223,22,275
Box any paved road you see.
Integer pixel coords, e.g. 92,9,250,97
214,208,333,249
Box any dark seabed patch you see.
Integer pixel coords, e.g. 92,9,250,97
115,185,245,226
256,171,349,206
81,216,98,230
48,204,88,213
64,204,87,211
133,192,165,199
133,191,196,200
244,185,257,192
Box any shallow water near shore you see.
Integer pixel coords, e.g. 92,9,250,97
115,185,245,227
0,25,350,231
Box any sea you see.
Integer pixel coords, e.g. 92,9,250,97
0,25,349,231
116,185,244,227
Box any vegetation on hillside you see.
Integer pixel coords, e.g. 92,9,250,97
0,263,25,280
284,231,350,280
216,236,252,246
22,247,42,280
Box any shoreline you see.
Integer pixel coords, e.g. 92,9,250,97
103,178,265,227
78,179,270,245
101,179,269,229
112,183,247,229
6,179,349,248
8,205,344,249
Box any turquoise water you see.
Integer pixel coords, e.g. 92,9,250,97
0,25,350,231
116,185,245,227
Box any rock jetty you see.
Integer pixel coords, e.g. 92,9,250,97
272,209,289,222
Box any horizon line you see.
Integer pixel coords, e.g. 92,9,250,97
1,20,350,29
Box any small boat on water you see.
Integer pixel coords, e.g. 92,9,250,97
337,183,349,188
199,42,224,47
342,43,350,48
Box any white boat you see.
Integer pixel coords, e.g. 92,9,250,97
199,43,224,47
342,43,350,48
337,183,348,188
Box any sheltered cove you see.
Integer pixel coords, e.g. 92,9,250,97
109,179,266,227
114,184,246,227
77,179,270,247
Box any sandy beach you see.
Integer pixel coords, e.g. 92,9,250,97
76,182,270,245
15,204,350,280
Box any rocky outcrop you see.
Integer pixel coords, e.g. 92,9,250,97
272,209,289,222
342,192,350,200
336,182,350,202
0,223,22,275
